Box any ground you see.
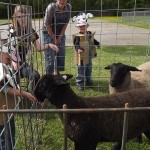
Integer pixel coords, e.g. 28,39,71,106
1,19,149,46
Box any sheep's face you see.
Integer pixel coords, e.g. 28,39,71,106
34,74,73,102
105,63,141,87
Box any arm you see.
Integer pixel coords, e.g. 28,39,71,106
7,88,36,102
0,81,36,102
74,36,84,54
56,24,68,45
88,31,100,48
31,29,59,53
94,39,101,48
46,26,55,37
33,40,59,53
94,39,100,46
44,3,55,38
56,3,72,45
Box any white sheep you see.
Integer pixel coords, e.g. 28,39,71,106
105,62,150,94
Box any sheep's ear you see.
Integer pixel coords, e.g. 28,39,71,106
127,66,141,72
104,65,111,70
55,77,68,85
54,74,73,85
62,74,73,80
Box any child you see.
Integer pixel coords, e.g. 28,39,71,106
11,5,59,91
0,31,36,150
73,13,100,90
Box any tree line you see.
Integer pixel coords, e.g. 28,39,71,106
0,0,150,18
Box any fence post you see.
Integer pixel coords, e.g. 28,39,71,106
3,105,10,150
63,104,68,150
121,103,129,150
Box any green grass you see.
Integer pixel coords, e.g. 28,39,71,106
97,16,150,29
1,15,150,29
20,45,150,150
1,16,150,149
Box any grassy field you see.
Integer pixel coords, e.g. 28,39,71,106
1,17,150,149
16,45,150,150
1,15,150,29
96,16,150,29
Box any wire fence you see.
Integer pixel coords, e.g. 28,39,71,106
0,0,150,149
122,10,150,23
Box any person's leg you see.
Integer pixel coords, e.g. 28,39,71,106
76,65,85,90
42,30,56,74
0,125,5,150
9,117,15,150
0,117,15,150
57,35,66,71
86,59,93,86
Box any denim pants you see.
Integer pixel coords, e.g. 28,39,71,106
42,31,66,74
15,62,40,91
76,59,93,86
0,118,15,150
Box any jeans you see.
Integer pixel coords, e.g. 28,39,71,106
76,59,93,86
42,30,66,74
15,62,40,91
0,118,15,150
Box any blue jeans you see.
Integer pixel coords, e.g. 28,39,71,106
76,59,93,86
42,31,66,74
15,62,40,91
0,118,15,150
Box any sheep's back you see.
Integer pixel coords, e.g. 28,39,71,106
137,61,150,70
83,89,150,141
131,70,150,89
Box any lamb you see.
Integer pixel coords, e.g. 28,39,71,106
34,73,150,150
104,62,150,94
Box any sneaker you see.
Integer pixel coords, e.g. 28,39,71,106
86,83,93,88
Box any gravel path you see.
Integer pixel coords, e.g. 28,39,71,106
65,20,150,46
1,20,150,46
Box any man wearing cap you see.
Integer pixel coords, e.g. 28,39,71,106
72,13,100,90
0,31,36,150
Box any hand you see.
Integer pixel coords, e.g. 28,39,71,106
56,36,61,46
49,44,59,53
23,91,36,102
78,49,83,54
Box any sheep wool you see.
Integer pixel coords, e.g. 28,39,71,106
34,74,150,150
105,62,150,94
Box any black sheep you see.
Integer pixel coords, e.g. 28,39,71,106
34,74,150,150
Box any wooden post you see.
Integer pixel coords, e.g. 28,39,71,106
63,104,68,150
121,103,129,150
